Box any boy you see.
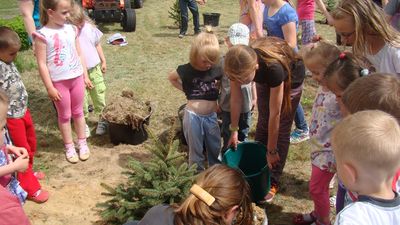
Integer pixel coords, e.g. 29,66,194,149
332,110,400,225
0,26,48,203
219,23,256,151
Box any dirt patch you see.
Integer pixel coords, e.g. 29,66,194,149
102,90,151,130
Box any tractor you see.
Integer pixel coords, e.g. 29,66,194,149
80,0,143,32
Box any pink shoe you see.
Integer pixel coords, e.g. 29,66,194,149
65,143,79,163
28,189,49,203
77,139,90,161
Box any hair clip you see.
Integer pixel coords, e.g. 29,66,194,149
190,184,215,206
360,68,369,77
339,52,346,59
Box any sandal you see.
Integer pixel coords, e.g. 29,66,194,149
293,212,317,225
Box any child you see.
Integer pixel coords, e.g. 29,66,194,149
224,37,305,202
68,4,108,136
293,40,342,225
178,0,206,38
168,28,221,172
33,0,92,164
332,0,400,77
0,26,49,203
239,0,264,39
219,23,256,151
125,164,254,225
332,110,400,225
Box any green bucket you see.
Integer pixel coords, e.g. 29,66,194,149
222,142,270,202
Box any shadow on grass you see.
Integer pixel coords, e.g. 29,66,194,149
279,171,310,201
153,32,181,38
265,203,297,225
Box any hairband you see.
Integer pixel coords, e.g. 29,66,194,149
360,68,369,77
190,184,215,206
339,52,346,59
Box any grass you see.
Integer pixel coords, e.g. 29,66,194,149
0,0,338,224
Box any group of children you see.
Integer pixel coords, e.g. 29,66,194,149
0,0,108,207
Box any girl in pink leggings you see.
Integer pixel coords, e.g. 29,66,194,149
33,0,93,163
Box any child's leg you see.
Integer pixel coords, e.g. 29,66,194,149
203,112,221,167
179,0,189,34
300,19,316,46
53,80,73,144
183,109,205,172
88,65,106,118
309,165,335,224
70,76,86,139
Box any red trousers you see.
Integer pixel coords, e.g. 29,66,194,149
7,109,41,197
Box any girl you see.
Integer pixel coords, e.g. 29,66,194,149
168,28,221,172
293,41,342,225
33,0,93,164
225,37,305,203
124,164,254,225
239,0,264,39
332,0,400,77
68,4,108,136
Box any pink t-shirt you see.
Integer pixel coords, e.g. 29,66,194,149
78,22,103,69
33,24,83,82
0,186,31,225
297,0,315,20
239,0,264,36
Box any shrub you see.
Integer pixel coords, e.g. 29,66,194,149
168,0,181,27
0,16,30,51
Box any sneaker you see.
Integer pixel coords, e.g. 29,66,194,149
290,128,310,144
34,171,45,180
178,32,186,38
95,121,108,135
329,195,337,208
28,189,49,203
85,124,91,138
65,143,79,164
77,139,90,161
264,183,278,203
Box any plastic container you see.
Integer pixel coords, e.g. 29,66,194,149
203,13,221,27
222,142,270,202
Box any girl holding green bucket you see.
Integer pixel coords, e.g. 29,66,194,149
224,37,305,203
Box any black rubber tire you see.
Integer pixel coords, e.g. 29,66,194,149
122,8,136,32
132,0,143,9
124,0,131,9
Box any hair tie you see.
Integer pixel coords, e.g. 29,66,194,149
360,68,369,77
339,52,346,59
190,184,215,206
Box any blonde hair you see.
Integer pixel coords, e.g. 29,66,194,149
40,0,73,25
224,45,258,83
67,3,94,26
0,26,21,50
189,26,220,67
331,0,400,56
301,40,341,70
332,110,400,179
341,73,400,122
324,52,366,92
251,37,300,115
173,164,253,225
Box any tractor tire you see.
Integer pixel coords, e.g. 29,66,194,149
124,0,131,8
132,0,143,9
122,8,136,32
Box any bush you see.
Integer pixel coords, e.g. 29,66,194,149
0,16,30,51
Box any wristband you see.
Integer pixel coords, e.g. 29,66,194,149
229,124,239,132
268,148,278,155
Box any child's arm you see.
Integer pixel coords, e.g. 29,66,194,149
248,0,263,38
95,44,107,74
315,0,334,25
251,81,257,110
75,38,93,89
35,38,62,101
168,70,183,91
228,80,243,149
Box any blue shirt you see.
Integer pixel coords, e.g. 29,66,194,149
263,3,298,39
33,0,41,28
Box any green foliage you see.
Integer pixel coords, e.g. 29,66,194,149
0,16,30,51
324,0,337,11
97,126,197,224
168,0,181,27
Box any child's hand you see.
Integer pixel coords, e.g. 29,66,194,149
227,131,239,150
47,87,62,101
7,146,28,158
85,77,94,89
101,62,107,74
12,155,29,172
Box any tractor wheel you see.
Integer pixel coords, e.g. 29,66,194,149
122,8,136,32
124,0,131,8
132,0,143,9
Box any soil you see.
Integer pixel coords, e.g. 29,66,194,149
102,90,152,130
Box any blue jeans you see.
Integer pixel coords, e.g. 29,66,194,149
294,103,308,131
220,111,252,151
179,0,201,34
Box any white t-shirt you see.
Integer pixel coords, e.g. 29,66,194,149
34,24,83,82
335,193,400,225
366,43,400,78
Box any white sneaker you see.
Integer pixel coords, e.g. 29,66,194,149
95,121,108,135
85,124,91,138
